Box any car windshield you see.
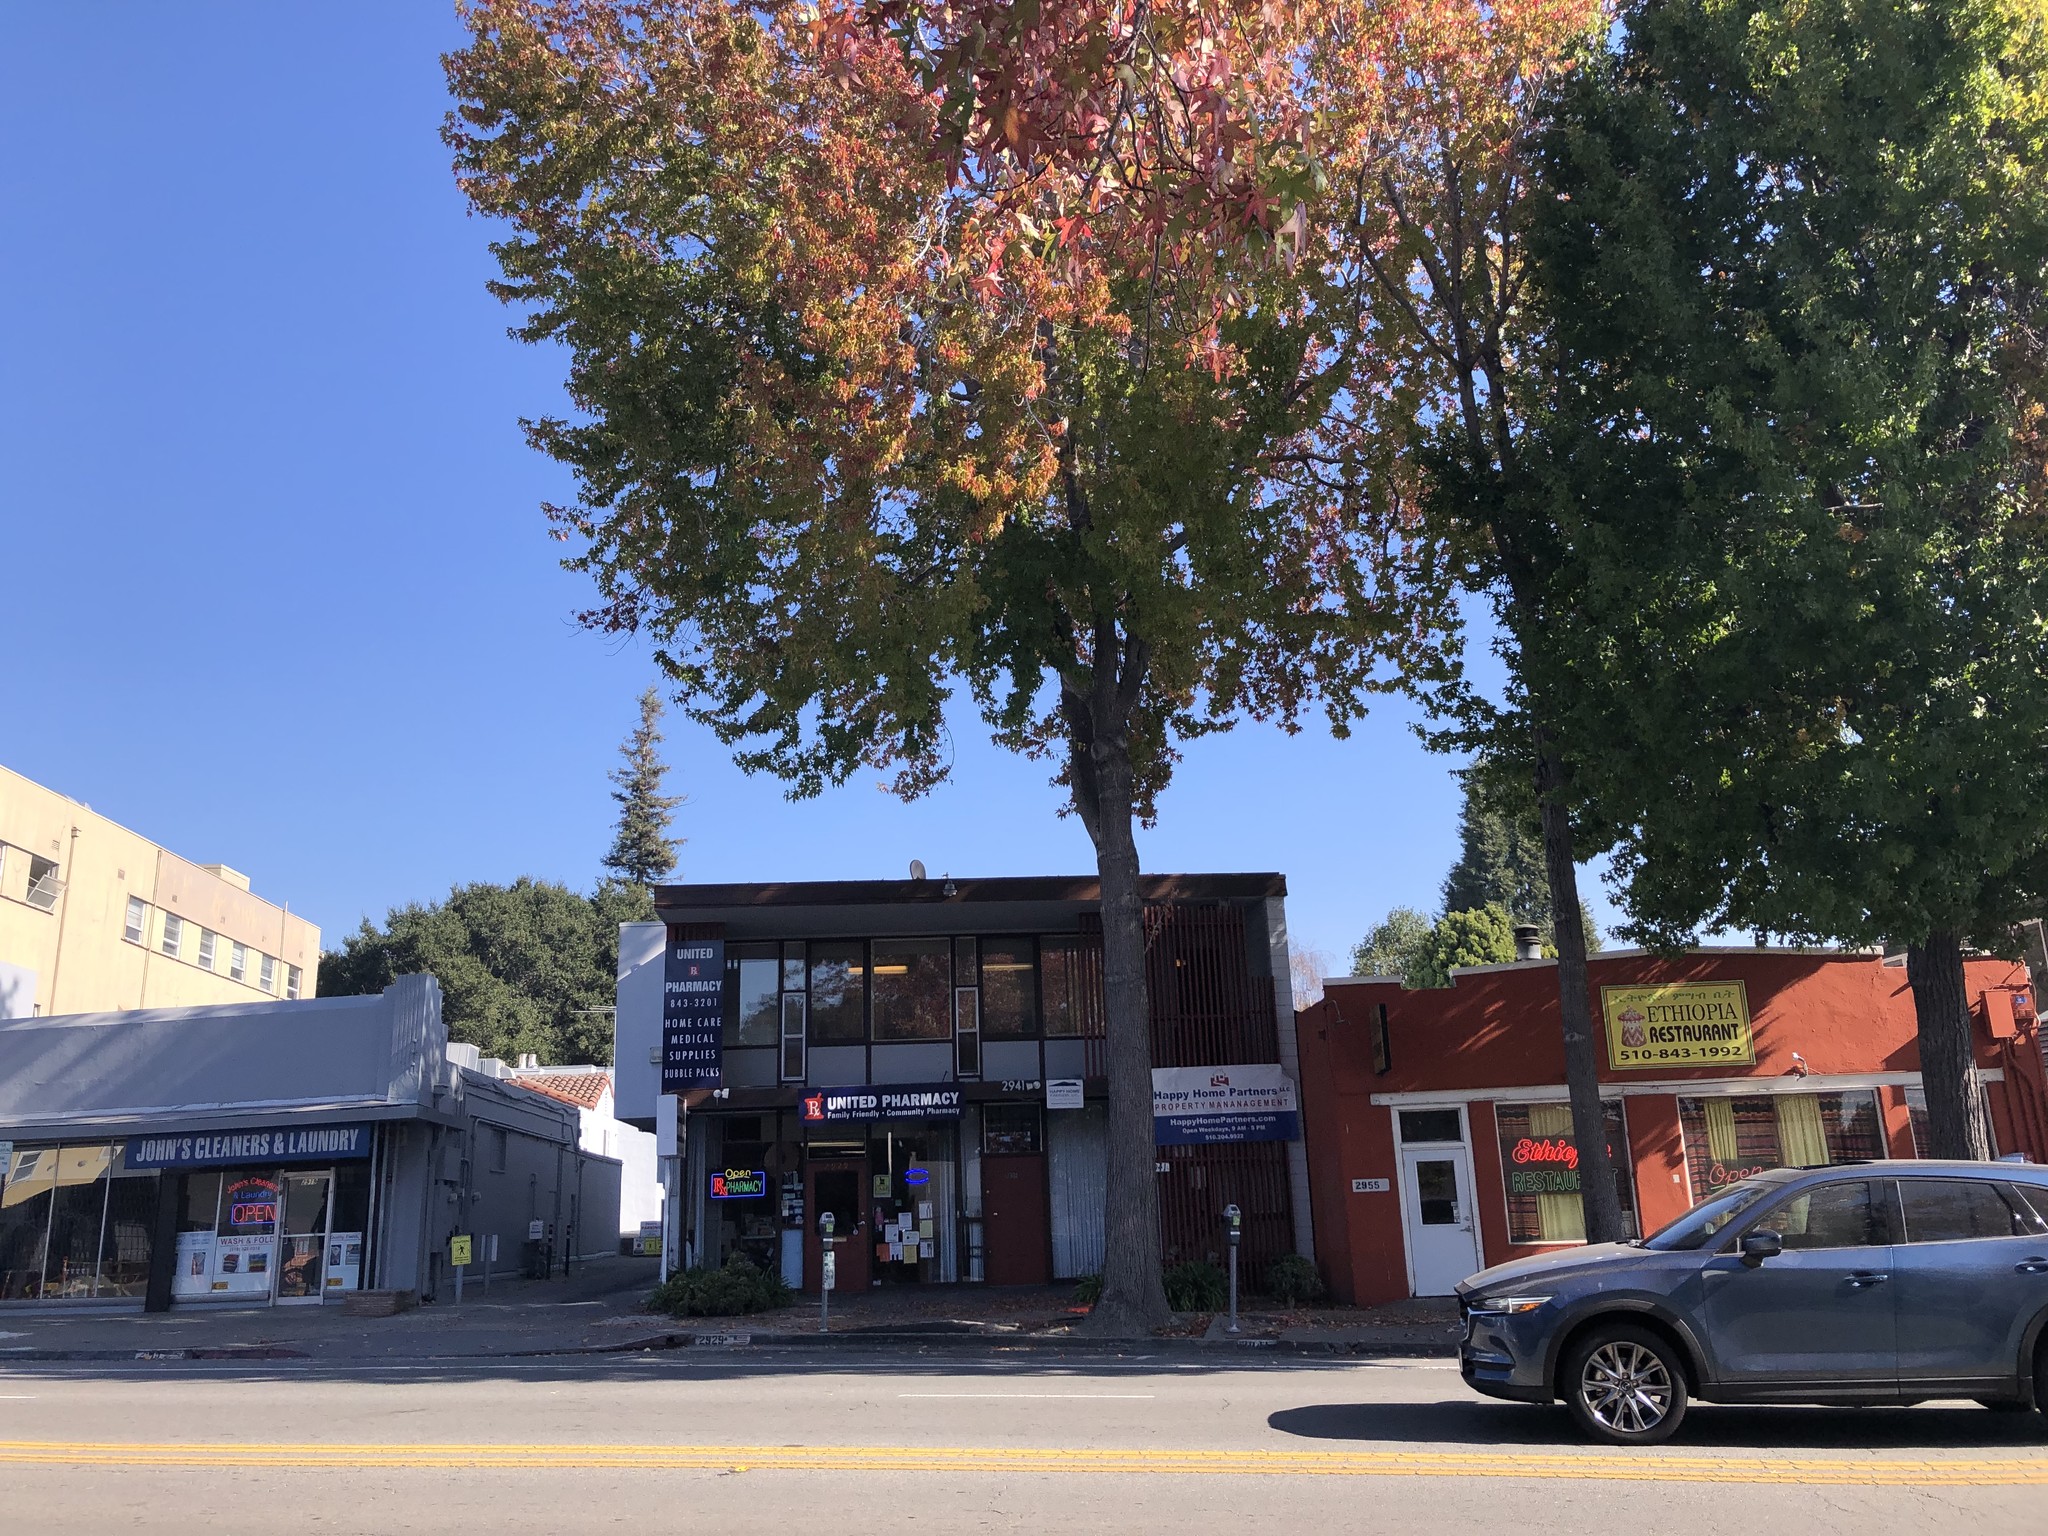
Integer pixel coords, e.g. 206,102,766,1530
1639,1180,1779,1251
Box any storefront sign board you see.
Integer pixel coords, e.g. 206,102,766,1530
662,939,726,1090
124,1122,373,1171
1601,982,1755,1070
1151,1065,1301,1146
1045,1079,1085,1110
800,1084,965,1123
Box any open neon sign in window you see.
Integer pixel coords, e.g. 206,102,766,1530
709,1168,767,1199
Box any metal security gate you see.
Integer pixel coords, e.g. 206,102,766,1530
1048,1103,1107,1279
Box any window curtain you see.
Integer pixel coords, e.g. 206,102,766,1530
1776,1094,1830,1168
1704,1099,1741,1164
1527,1103,1586,1242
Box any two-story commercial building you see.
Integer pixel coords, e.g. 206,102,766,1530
614,874,1313,1293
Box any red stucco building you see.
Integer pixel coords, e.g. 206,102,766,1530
1298,948,2048,1304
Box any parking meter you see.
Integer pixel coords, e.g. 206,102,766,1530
1223,1204,1243,1334
818,1210,837,1332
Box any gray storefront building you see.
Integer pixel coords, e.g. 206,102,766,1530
0,976,620,1309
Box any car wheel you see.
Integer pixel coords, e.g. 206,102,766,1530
1564,1324,1690,1446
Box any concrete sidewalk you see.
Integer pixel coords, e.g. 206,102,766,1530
0,1261,1460,1363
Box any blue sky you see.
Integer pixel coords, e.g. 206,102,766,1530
0,5,1617,974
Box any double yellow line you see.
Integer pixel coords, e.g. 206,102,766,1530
2,1442,2046,1484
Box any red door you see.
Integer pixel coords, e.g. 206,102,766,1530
982,1155,1050,1285
803,1161,871,1294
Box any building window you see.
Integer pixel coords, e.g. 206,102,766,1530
489,1126,508,1174
1040,942,1089,1038
123,896,148,945
1903,1086,2000,1158
24,855,62,912
871,939,951,1041
1677,1091,1884,1205
1398,1108,1463,1144
979,939,1038,1039
1494,1100,1637,1244
258,953,276,993
229,942,248,983
807,941,866,1043
284,964,302,1000
982,1103,1043,1155
196,929,217,971
780,992,807,1081
161,913,185,959
725,943,780,1047
954,987,981,1078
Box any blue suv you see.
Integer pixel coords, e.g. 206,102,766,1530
1457,1160,2048,1443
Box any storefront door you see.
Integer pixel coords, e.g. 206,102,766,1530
803,1160,870,1294
983,1155,1050,1285
1400,1144,1481,1295
276,1172,333,1304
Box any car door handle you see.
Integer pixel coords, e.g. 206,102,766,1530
2017,1259,2048,1275
1845,1272,1889,1288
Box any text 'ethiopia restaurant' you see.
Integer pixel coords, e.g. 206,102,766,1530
613,874,1314,1293
1298,946,2048,1303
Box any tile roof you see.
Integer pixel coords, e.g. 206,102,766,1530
511,1069,612,1111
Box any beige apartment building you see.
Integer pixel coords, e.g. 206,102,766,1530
0,764,319,1018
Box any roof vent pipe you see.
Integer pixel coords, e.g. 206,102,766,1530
1513,924,1543,962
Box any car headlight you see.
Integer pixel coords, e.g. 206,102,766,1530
1469,1295,1552,1316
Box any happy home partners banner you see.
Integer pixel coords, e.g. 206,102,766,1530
1152,1065,1301,1145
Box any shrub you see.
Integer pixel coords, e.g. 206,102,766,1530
648,1256,793,1318
1264,1252,1325,1305
1162,1259,1227,1312
1072,1273,1102,1306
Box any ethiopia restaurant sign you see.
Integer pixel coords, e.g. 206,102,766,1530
1601,982,1755,1070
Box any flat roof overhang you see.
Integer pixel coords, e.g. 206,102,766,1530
0,1098,460,1146
652,873,1286,940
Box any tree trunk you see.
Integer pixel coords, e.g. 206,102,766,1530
1078,732,1173,1335
1532,725,1628,1244
1906,929,1993,1160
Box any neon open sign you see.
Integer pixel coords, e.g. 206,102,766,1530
709,1168,767,1199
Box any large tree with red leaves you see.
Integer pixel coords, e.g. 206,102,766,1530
445,0,1602,1326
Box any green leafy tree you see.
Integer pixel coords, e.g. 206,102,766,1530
604,686,684,887
1349,907,1436,980
319,879,652,1065
1512,0,2048,1157
443,0,1448,1333
1407,905,1520,990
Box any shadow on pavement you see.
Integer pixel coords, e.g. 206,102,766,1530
1267,1399,2048,1451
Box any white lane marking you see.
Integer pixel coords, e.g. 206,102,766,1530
898,1393,1156,1399
0,1394,37,1399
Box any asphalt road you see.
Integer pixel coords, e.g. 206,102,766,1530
2,1351,2045,1533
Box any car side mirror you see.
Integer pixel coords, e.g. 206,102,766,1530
1740,1230,1783,1268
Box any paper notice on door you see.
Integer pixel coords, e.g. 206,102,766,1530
917,1201,933,1221
918,1219,933,1239
918,1240,934,1259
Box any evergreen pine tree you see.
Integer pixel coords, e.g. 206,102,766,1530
1441,762,1551,924
602,687,684,886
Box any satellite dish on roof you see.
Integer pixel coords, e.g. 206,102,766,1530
909,859,928,881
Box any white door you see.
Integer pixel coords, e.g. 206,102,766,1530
1401,1145,1481,1296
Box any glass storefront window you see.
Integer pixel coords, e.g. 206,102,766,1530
1903,1085,1999,1158
871,939,951,1041
1494,1101,1637,1244
1678,1091,1884,1204
980,939,1038,1039
807,941,866,1043
0,1144,157,1302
